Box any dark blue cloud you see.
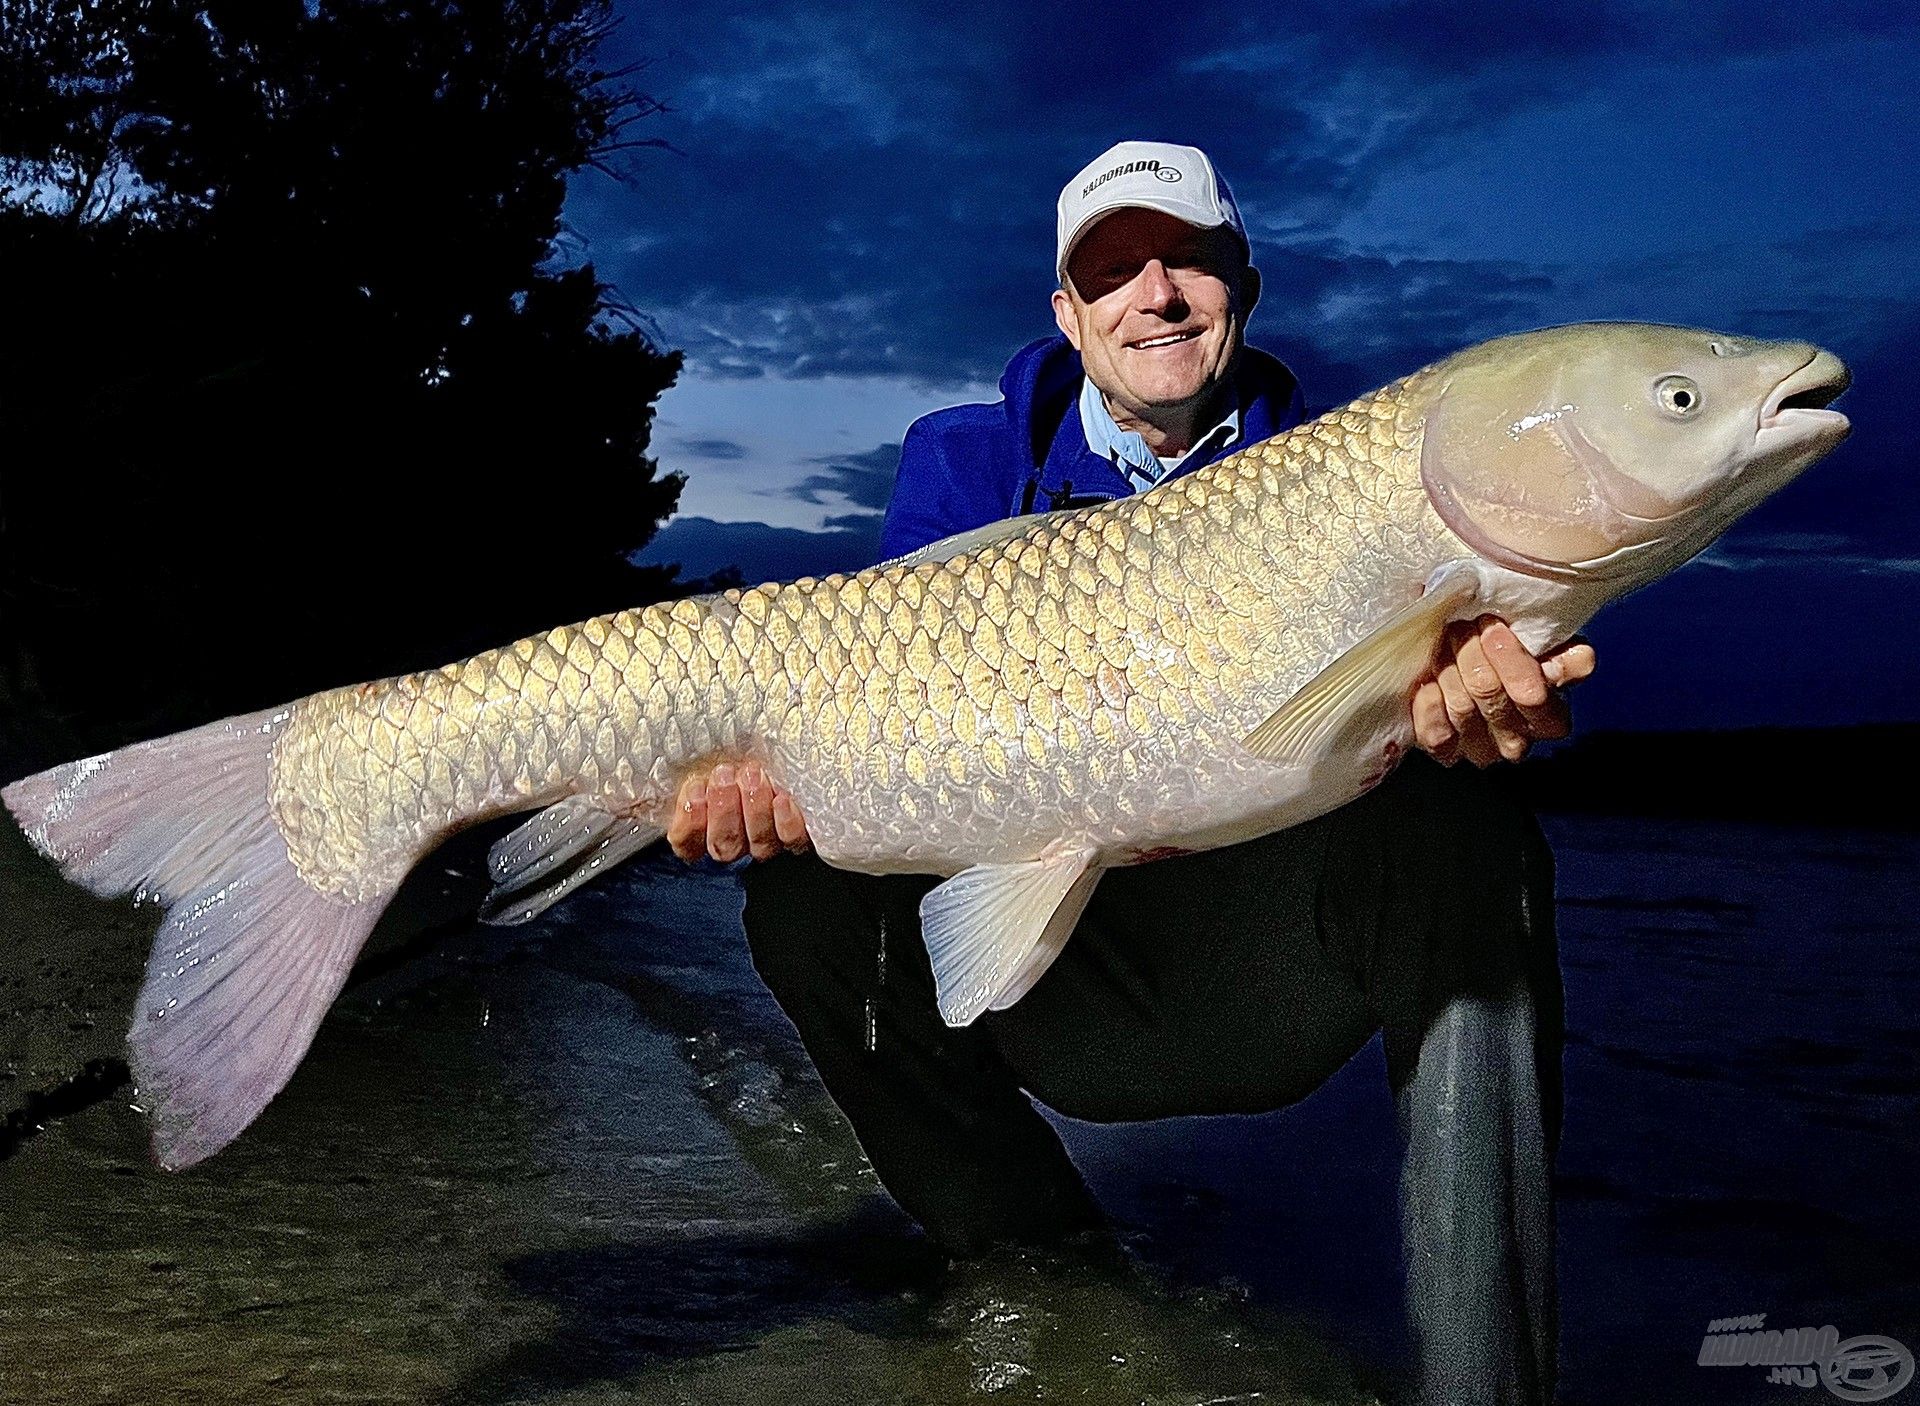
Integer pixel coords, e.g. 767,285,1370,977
574,0,1608,389
576,1,1917,400
1188,0,1918,80
635,514,884,583
675,436,750,460
783,442,901,514
1246,241,1558,408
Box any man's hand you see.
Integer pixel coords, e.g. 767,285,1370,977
1412,617,1596,767
667,761,812,864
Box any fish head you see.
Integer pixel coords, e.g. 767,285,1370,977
1420,322,1851,581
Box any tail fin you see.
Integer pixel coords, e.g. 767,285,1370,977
3,706,391,1170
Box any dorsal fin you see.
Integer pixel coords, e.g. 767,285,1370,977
877,507,1069,570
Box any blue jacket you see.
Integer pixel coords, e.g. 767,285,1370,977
877,334,1306,560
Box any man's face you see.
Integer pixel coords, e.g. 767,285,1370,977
1052,207,1260,419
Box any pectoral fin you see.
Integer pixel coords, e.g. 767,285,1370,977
1242,564,1482,767
921,848,1101,1027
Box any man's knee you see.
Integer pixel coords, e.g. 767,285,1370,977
739,852,857,997
1368,755,1550,905
1323,755,1557,990
740,854,931,1003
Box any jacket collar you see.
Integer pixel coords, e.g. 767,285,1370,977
1078,376,1242,489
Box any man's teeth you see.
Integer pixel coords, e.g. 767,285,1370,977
1132,329,1198,348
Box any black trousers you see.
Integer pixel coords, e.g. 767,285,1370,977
740,754,1563,1405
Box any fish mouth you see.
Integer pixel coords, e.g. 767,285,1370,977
1759,349,1851,432
1126,326,1203,351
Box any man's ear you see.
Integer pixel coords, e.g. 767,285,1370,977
1238,264,1262,322
1051,288,1083,350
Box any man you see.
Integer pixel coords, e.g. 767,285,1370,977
670,142,1593,1405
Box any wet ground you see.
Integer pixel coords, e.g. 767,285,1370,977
3,813,1917,1405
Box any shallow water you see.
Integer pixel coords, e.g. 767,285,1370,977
2,814,1916,1405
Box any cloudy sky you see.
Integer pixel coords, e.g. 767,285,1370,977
562,1,1919,731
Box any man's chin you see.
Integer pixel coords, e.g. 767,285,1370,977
1127,375,1221,411
1116,354,1227,406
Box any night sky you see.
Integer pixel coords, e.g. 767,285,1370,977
562,1,1919,732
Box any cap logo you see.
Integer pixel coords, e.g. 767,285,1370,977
1080,158,1180,198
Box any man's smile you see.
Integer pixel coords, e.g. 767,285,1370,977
1126,326,1204,350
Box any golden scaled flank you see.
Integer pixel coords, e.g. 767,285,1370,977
266,370,1445,900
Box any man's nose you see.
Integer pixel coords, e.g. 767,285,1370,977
1134,259,1181,310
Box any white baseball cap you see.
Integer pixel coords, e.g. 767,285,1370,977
1055,140,1248,289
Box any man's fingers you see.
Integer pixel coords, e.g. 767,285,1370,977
1456,711,1503,767
1436,666,1499,766
669,763,807,864
668,776,708,863
1455,622,1523,732
1455,620,1530,761
1477,618,1570,740
1435,631,1480,733
1436,629,1505,767
740,762,781,861
772,788,812,851
705,763,747,862
1542,637,1596,689
1411,678,1458,762
1477,619,1550,708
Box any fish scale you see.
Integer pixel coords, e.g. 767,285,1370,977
264,368,1454,899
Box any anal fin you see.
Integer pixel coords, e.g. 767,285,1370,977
920,848,1100,1027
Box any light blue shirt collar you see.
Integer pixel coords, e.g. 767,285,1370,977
1078,377,1241,490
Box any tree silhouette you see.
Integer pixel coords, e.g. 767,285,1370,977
0,0,687,766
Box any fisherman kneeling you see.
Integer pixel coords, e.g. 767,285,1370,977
668,141,1593,1406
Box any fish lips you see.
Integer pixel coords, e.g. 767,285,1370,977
1758,348,1851,439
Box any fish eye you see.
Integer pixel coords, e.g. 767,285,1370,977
1656,375,1702,417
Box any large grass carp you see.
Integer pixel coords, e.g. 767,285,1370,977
4,322,1850,1170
